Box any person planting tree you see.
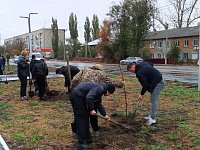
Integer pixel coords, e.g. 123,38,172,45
127,62,164,125
69,82,115,149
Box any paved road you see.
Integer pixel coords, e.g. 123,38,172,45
1,60,199,85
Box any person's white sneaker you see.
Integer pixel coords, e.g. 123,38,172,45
146,117,156,125
144,115,151,120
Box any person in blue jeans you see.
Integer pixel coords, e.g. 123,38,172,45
127,62,164,125
69,82,115,149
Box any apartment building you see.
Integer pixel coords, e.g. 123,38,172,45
4,28,65,57
147,26,199,60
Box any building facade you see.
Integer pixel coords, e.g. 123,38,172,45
147,26,199,60
4,28,65,57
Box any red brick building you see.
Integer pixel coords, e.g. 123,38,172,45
147,26,199,60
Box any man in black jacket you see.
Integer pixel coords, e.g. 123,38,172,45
32,59,48,100
56,65,80,93
69,82,115,149
17,51,30,100
127,62,164,125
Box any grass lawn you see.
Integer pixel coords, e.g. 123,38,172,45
0,76,200,149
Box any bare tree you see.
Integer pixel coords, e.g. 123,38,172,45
159,0,200,28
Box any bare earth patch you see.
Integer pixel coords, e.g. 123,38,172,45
0,76,200,149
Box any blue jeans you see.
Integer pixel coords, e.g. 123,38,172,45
150,80,164,119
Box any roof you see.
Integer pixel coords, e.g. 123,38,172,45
88,39,101,46
147,26,199,40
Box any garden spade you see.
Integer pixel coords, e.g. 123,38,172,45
97,114,132,131
28,77,35,97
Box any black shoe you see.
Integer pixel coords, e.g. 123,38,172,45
40,97,47,101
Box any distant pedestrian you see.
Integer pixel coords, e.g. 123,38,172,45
1,56,6,71
127,62,164,125
0,55,3,75
17,50,30,100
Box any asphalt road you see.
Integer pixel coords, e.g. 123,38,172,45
1,60,199,85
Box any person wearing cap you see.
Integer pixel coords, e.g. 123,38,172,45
69,82,115,149
71,64,124,89
17,50,30,100
56,65,80,93
127,62,164,125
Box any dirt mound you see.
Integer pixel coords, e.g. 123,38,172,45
46,90,61,97
93,113,144,149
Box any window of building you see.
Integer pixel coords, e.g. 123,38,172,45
193,39,199,46
157,53,161,58
149,41,155,48
184,40,188,47
158,41,162,48
175,40,180,47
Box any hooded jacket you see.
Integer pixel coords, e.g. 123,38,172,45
135,62,162,95
32,60,48,77
72,82,108,116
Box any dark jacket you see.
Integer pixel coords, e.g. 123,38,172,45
72,82,108,116
32,60,48,77
61,65,80,86
135,62,162,95
30,59,37,75
17,56,30,78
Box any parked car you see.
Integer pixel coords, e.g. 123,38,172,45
120,57,143,65
29,52,43,61
13,55,20,63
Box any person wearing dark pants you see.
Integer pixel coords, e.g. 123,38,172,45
127,62,164,125
56,65,80,93
17,50,30,100
69,82,115,149
32,59,48,100
19,77,28,98
36,75,46,99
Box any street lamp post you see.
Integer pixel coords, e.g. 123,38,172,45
20,13,38,56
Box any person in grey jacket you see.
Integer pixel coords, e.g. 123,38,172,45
69,82,115,149
127,62,164,125
17,50,30,100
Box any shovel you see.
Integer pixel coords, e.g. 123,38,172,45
97,114,132,131
129,98,141,118
28,76,35,97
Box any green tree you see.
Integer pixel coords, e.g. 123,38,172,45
84,17,91,58
108,0,154,61
4,38,26,56
167,43,181,64
51,17,59,58
92,14,100,40
69,13,78,58
0,46,5,55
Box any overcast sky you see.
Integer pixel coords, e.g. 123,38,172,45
0,0,167,45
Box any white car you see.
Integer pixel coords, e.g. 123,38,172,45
120,57,143,65
29,52,43,61
13,55,20,63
